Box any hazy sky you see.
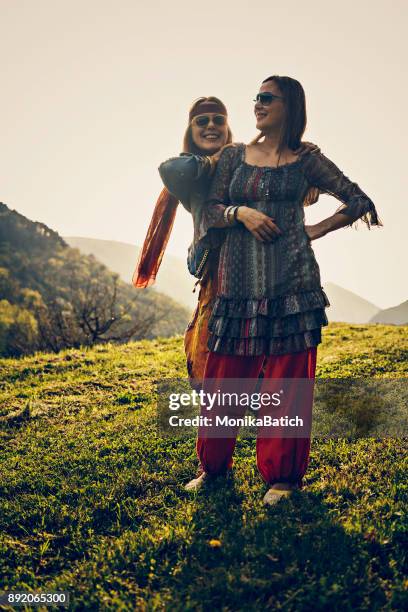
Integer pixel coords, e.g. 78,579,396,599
1,0,406,308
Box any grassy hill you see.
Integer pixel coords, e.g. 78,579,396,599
0,323,407,610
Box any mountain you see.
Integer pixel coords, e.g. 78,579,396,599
322,282,380,323
369,300,408,325
64,237,198,310
0,203,190,356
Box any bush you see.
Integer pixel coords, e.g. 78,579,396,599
0,300,38,356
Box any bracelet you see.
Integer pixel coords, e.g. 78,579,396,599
223,206,234,224
227,207,234,225
227,206,239,226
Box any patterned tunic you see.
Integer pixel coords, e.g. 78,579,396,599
197,143,381,356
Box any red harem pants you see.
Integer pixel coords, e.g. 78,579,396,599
196,347,317,488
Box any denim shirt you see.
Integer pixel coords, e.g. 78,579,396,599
158,154,226,278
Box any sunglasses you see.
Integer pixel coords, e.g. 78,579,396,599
192,114,227,128
253,92,284,106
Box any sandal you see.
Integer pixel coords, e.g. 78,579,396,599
263,486,295,506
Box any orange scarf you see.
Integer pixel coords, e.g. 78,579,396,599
132,187,179,288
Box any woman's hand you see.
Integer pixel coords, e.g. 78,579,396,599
211,150,223,163
237,206,282,242
292,141,321,155
211,143,237,164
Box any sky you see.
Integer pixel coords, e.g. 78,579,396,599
1,0,407,309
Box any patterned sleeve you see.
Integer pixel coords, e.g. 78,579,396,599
196,145,239,246
297,142,322,207
302,149,383,229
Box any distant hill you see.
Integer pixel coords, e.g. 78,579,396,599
65,237,198,310
0,203,189,356
369,300,408,325
66,237,392,323
322,282,381,323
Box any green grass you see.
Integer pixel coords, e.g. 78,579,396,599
0,323,407,611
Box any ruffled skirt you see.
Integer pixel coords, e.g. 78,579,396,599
207,287,330,356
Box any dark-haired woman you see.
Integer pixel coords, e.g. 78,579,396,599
186,76,382,502
135,96,320,388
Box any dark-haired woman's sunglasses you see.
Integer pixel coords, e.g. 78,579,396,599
253,93,284,106
192,114,227,127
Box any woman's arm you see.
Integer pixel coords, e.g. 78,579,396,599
302,149,383,239
195,145,237,245
158,154,214,211
200,144,285,243
306,210,361,240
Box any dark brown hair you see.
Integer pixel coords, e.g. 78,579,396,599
182,96,233,154
261,76,307,153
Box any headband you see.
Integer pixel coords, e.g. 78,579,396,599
189,101,227,121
